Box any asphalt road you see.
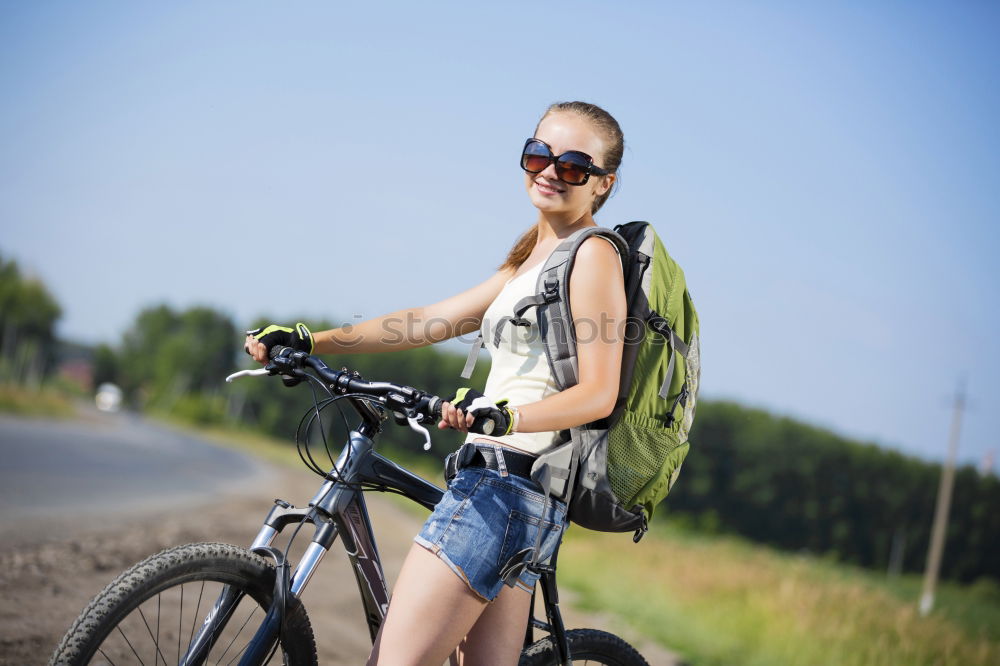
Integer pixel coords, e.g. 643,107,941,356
0,410,271,534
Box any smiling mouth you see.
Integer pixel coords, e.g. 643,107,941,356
534,179,564,195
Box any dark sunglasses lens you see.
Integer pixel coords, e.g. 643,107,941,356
522,154,551,173
521,140,551,173
555,153,591,185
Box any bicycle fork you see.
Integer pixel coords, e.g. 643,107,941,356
179,503,337,666
180,430,440,665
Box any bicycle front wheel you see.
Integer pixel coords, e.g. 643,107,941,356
520,628,650,666
50,542,317,665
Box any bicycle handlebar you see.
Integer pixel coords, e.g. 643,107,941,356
266,345,446,427
234,345,505,440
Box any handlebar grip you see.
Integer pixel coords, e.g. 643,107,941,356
429,396,444,422
269,345,289,360
469,410,501,436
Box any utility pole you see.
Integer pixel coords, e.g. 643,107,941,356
980,449,996,477
919,381,965,616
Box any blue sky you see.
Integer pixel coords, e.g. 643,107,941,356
2,2,998,469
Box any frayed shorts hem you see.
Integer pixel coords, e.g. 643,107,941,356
413,535,494,602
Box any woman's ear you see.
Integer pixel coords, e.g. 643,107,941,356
596,173,616,197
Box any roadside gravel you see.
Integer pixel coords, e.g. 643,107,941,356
0,459,677,665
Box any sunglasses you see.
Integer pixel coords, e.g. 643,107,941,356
520,138,610,186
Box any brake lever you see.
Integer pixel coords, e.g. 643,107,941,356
225,368,271,383
406,416,433,451
260,357,305,386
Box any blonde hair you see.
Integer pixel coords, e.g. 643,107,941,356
500,101,624,272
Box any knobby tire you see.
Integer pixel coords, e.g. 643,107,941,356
519,628,649,666
50,542,317,665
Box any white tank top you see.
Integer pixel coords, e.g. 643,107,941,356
464,258,560,454
465,236,621,455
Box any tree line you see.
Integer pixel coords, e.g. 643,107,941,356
99,304,480,458
0,253,62,386
97,303,1000,585
2,253,995,585
672,401,1000,584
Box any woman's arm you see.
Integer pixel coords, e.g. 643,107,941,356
245,269,512,363
513,236,626,432
309,268,513,355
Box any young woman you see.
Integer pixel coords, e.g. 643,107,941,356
245,101,627,666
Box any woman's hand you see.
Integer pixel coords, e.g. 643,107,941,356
244,333,269,364
437,389,515,436
243,323,313,365
437,400,474,432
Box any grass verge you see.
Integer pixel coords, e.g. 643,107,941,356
557,522,1000,666
0,383,76,418
147,415,1000,665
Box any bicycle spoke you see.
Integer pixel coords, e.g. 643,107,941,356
98,646,120,666
155,593,161,665
178,584,184,665
137,605,169,665
263,640,281,665
224,606,270,666
187,580,206,653
215,603,260,665
115,623,147,665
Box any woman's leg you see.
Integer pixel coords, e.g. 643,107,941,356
368,543,489,666
453,583,533,666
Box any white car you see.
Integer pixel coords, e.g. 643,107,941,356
95,383,123,412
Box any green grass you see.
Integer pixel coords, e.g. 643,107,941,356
151,415,1000,665
0,382,76,418
557,521,1000,666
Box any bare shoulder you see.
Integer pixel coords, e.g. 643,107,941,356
574,234,623,277
570,233,626,337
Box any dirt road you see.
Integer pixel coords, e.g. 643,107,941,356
0,419,676,664
1,463,406,664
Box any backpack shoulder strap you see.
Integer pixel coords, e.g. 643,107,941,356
460,226,628,381
459,333,485,379
521,226,628,391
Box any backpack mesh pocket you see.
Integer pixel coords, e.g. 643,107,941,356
607,410,687,509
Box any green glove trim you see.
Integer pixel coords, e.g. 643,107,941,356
253,324,293,339
247,322,313,354
294,322,315,353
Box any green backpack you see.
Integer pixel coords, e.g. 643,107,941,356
463,222,700,539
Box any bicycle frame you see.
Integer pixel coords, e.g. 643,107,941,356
182,413,573,665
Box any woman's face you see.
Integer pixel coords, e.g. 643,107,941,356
524,112,614,219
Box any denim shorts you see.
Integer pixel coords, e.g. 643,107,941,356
414,465,568,600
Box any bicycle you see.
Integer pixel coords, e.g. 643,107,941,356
50,346,649,665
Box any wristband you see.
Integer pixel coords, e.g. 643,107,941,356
508,405,520,434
